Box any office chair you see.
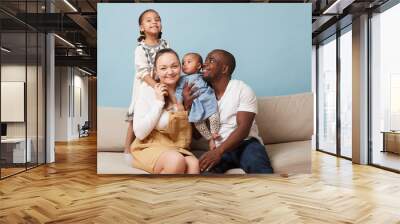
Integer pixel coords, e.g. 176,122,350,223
79,121,90,138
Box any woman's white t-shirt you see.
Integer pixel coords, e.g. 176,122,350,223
215,80,264,147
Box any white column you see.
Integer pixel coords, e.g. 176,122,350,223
46,1,55,163
352,14,369,164
46,33,55,163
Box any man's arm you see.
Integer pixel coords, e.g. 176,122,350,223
217,111,255,153
199,111,255,171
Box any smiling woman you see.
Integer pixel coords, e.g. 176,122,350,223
129,48,199,174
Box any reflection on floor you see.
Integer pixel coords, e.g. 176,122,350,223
0,167,25,177
373,150,400,171
0,163,41,178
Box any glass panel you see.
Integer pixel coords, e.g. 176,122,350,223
340,28,352,158
1,30,27,177
390,75,400,130
0,1,27,33
27,31,38,169
371,4,400,171
38,32,45,165
318,36,337,154
0,1,46,178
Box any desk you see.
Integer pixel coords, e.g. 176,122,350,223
381,131,400,154
1,138,31,163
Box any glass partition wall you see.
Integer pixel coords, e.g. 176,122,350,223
316,0,400,173
316,26,353,159
339,27,352,159
0,1,46,179
317,35,337,155
370,3,400,172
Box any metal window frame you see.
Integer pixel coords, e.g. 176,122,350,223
367,1,400,173
316,0,400,172
315,23,353,161
0,0,47,180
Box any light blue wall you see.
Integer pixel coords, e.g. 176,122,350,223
98,3,311,108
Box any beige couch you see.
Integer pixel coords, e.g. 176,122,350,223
97,92,313,174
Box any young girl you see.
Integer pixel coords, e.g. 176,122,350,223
176,53,220,150
125,9,169,158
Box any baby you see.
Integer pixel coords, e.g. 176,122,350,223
176,53,220,149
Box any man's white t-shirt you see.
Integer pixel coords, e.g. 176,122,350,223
215,80,264,147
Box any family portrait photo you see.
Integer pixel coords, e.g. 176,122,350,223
97,3,313,175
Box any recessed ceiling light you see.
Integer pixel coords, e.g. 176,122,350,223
323,0,354,15
78,67,93,76
54,34,75,48
63,0,78,12
1,47,11,53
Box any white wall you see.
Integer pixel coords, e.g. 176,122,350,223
1,65,41,137
1,64,46,164
55,66,70,141
72,72,89,138
55,67,89,141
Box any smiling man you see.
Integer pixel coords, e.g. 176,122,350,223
184,49,274,174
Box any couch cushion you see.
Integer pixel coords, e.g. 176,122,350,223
97,152,246,175
97,107,128,152
97,140,311,174
97,93,314,152
266,140,311,174
256,92,314,145
97,152,149,174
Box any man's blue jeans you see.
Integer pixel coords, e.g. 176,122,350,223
210,138,274,174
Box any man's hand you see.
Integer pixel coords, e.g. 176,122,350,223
182,82,199,111
199,148,223,172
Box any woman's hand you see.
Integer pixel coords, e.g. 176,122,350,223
154,83,168,101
